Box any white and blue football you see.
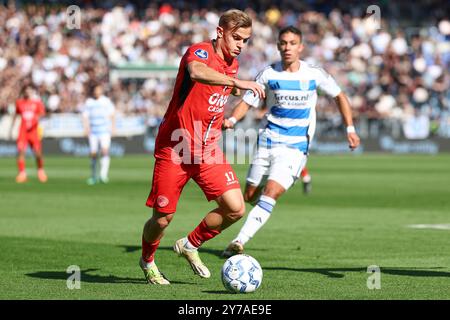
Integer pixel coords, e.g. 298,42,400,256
221,254,263,293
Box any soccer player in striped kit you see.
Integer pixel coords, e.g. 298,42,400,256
82,83,116,185
222,26,360,257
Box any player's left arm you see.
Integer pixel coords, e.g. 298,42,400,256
38,100,46,119
316,66,360,150
110,111,116,137
9,114,17,140
334,92,360,150
37,101,46,139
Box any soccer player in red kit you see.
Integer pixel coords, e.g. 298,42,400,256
9,86,47,183
139,9,265,284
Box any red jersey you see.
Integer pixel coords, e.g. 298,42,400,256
155,41,239,161
15,98,45,133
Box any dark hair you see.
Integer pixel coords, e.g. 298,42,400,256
278,26,302,41
21,84,34,96
87,82,102,97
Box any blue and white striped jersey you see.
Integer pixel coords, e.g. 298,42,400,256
82,96,115,135
243,60,341,152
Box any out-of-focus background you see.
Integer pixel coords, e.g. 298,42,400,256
0,1,450,301
0,0,449,156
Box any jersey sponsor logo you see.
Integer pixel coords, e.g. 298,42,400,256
208,93,228,106
208,105,224,113
274,93,312,102
207,93,228,113
22,111,35,120
194,49,208,59
156,195,169,208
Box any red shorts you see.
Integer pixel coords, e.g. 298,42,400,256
146,158,241,214
17,131,41,153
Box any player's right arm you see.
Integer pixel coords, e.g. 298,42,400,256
82,106,90,137
188,61,265,99
9,100,20,140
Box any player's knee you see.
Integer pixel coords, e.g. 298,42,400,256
155,218,170,229
262,190,283,201
226,201,246,221
153,213,173,230
244,185,263,206
263,181,286,200
243,190,253,203
235,204,246,220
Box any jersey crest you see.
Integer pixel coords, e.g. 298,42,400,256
194,49,208,59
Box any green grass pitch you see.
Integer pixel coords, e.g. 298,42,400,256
0,154,449,300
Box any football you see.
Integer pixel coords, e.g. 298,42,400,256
221,254,263,293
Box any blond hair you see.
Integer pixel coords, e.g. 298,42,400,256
219,9,252,32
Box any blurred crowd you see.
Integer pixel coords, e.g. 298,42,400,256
0,1,449,137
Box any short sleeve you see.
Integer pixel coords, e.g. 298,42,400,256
315,67,342,98
242,71,267,108
185,44,211,65
15,101,20,114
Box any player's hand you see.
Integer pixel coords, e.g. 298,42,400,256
222,118,235,129
234,79,265,99
347,132,360,151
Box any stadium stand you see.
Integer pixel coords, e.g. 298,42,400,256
0,0,449,141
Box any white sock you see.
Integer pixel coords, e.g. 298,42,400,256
302,174,311,183
142,259,155,268
183,237,197,251
100,156,110,180
234,195,276,245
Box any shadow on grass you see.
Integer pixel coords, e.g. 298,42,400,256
118,245,142,253
26,268,194,285
202,290,236,295
264,267,450,278
118,245,267,258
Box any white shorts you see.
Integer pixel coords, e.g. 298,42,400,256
89,133,111,154
246,145,308,191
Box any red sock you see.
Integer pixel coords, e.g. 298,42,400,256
301,167,309,178
141,236,160,263
18,159,25,172
187,219,221,248
37,158,44,169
